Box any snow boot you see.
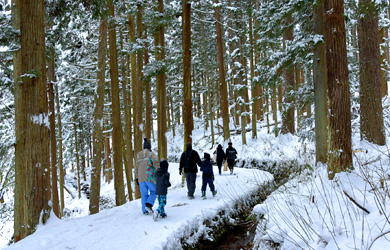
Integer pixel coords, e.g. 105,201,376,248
212,190,217,197
201,191,206,200
153,211,159,221
145,203,154,213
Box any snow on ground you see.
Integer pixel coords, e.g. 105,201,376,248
3,164,273,250
253,136,390,250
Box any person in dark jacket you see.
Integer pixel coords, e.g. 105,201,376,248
154,160,171,220
179,142,202,199
225,142,238,174
200,153,217,199
213,144,226,175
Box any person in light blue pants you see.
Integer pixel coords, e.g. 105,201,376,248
135,138,160,214
139,181,157,214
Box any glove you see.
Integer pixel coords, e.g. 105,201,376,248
179,169,182,175
135,178,139,185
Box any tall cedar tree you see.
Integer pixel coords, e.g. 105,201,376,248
358,0,385,145
13,0,51,241
183,0,193,145
156,0,168,159
324,0,353,179
281,16,295,135
215,0,230,141
107,0,126,206
313,0,328,164
48,52,60,218
54,85,65,217
90,16,107,215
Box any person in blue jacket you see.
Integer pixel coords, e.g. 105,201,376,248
200,153,217,199
154,159,171,220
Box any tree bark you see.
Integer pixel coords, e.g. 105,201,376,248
120,30,134,202
313,0,328,164
281,16,295,135
107,0,126,206
90,16,107,214
156,0,168,160
324,0,353,179
358,0,385,145
183,0,193,145
54,85,64,217
48,54,60,218
215,0,230,141
73,116,81,199
13,0,51,240
128,11,140,199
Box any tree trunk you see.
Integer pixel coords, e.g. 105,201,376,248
120,30,134,202
281,16,295,135
200,10,215,145
358,0,385,145
54,85,65,217
156,0,168,160
313,1,328,164
107,0,126,206
103,118,113,183
135,3,144,155
144,28,152,141
249,5,257,139
48,48,60,218
324,0,353,179
13,0,51,240
183,0,193,145
73,116,82,199
90,16,107,214
128,12,140,199
214,0,230,141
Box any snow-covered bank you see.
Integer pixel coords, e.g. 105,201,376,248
4,165,273,250
253,138,390,250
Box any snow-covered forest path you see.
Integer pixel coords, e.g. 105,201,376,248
5,165,273,250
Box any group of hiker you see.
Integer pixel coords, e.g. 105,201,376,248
134,138,238,220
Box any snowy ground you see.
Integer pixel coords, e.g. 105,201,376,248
3,165,273,250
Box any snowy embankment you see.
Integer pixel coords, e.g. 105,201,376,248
253,138,390,250
4,165,273,250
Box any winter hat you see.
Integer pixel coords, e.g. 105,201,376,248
143,138,151,150
204,152,211,161
160,160,169,169
185,142,192,151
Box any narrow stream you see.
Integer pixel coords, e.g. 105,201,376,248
180,160,299,250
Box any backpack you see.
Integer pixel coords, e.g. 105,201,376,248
146,158,156,184
183,150,192,171
228,149,236,160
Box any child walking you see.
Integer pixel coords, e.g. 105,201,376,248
200,153,217,199
154,160,171,220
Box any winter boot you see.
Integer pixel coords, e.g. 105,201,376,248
153,211,159,221
201,191,206,200
212,190,217,197
145,203,154,213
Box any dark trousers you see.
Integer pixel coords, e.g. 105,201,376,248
201,176,215,192
217,162,222,174
185,172,197,196
227,159,235,172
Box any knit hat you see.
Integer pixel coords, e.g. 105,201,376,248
160,160,169,169
204,152,211,161
143,138,151,150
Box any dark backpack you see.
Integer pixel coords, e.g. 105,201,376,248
228,149,236,160
184,150,192,171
